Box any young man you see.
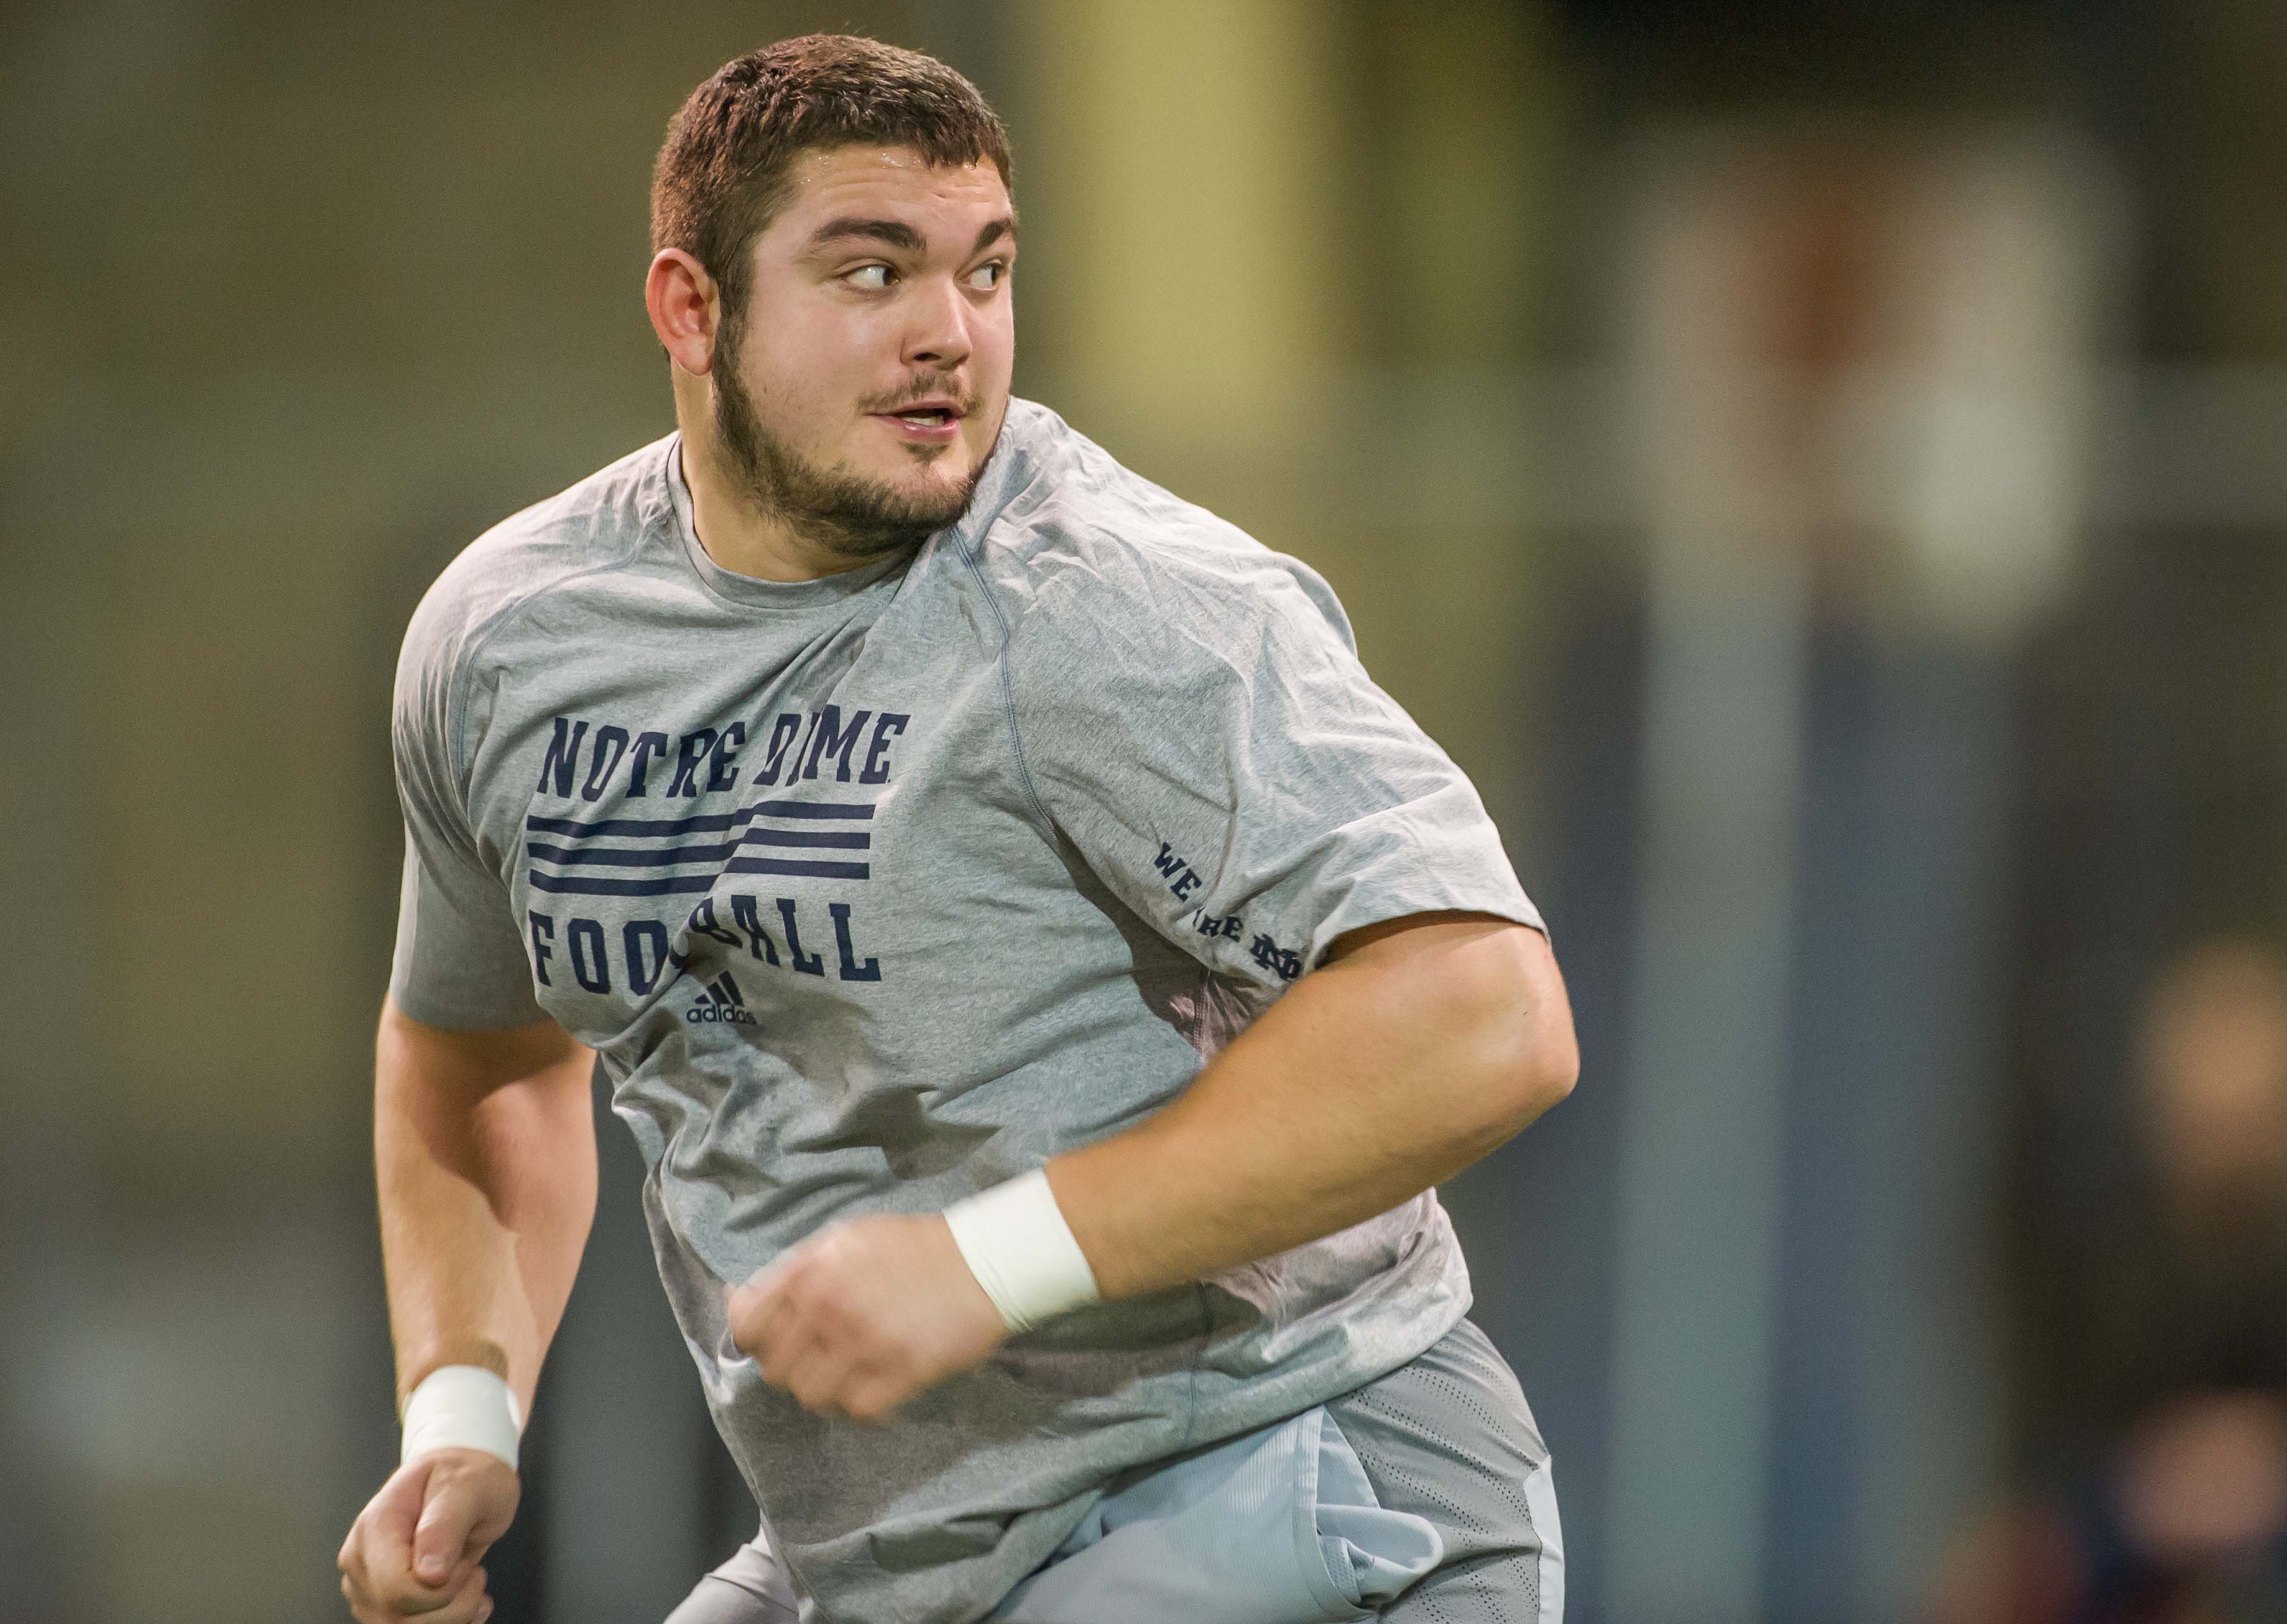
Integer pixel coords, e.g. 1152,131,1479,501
338,34,1576,1624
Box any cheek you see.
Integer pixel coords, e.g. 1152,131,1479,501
977,304,1017,384
747,326,835,408
746,304,878,414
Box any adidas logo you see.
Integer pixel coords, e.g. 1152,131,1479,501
686,971,758,1026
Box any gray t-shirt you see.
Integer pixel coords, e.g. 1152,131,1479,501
389,399,1545,1624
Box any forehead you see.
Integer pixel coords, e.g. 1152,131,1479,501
762,144,1011,244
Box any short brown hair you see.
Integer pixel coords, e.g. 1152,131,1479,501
650,35,1012,321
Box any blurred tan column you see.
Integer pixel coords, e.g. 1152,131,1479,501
1010,0,1346,464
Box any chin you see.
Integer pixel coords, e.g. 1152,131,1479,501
890,449,975,491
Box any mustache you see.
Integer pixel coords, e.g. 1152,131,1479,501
859,375,975,415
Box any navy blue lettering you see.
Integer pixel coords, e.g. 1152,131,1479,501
626,731,671,796
859,713,908,784
829,903,880,982
706,722,746,791
800,706,870,783
1247,933,1303,982
776,898,825,977
1151,841,1203,900
624,919,671,994
751,714,802,787
526,911,555,985
581,726,629,802
537,717,589,797
686,898,742,948
568,918,611,992
668,728,719,798
728,895,781,965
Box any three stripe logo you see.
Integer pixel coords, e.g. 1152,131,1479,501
685,969,758,1027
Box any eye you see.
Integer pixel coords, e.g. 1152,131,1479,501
844,264,893,291
966,260,1006,292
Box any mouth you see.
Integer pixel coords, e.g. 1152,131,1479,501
871,399,967,443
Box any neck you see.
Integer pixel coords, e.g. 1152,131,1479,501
673,386,869,584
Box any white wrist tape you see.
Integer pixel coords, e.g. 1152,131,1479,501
943,1169,1102,1334
401,1365,523,1472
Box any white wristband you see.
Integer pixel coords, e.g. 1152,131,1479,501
401,1365,523,1472
943,1169,1102,1334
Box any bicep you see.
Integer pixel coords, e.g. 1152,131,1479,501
1321,912,1577,1103
378,996,590,1112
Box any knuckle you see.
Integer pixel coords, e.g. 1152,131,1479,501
384,1577,435,1610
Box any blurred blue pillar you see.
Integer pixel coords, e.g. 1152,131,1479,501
1603,536,1808,1623
1595,574,2013,1624
1762,635,2009,1623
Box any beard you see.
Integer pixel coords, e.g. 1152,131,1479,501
712,329,994,565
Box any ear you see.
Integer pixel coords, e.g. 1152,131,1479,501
645,249,719,376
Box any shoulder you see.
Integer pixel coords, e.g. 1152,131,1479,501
963,401,1358,672
398,435,672,695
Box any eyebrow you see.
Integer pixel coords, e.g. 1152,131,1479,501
805,214,1018,257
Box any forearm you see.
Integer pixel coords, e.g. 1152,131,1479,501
375,999,597,1419
1048,916,1576,1302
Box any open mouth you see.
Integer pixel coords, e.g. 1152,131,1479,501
886,406,959,428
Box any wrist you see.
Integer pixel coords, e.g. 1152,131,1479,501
401,1364,523,1472
943,1168,1101,1333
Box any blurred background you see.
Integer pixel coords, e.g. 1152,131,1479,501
6,2,2287,1620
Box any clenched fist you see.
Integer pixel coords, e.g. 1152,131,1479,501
729,1212,1009,1422
338,1448,518,1623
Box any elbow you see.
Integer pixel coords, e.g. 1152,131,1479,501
1528,1025,1580,1115
1485,930,1580,1135
1493,1022,1577,1138
1361,914,1579,1154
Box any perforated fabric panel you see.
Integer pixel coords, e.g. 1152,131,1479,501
1322,1318,1561,1621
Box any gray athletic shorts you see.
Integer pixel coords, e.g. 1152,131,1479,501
664,1316,1563,1623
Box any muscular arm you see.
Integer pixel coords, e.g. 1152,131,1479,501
375,997,598,1417
733,911,1576,1422
343,1001,597,1623
1049,911,1577,1300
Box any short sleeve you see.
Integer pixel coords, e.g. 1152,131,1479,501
1010,546,1545,992
387,593,549,1031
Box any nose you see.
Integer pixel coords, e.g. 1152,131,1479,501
901,272,973,373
